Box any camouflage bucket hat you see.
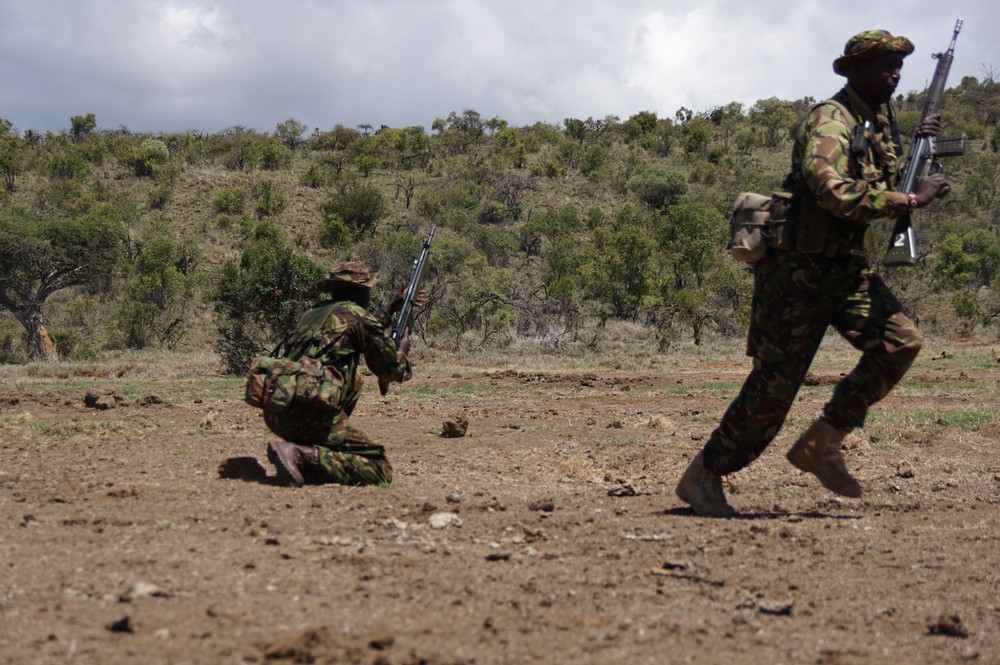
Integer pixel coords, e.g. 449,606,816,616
316,261,380,291
833,29,914,76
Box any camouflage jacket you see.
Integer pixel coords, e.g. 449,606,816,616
280,299,412,390
784,85,912,225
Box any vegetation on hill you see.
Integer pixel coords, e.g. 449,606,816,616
1,76,999,370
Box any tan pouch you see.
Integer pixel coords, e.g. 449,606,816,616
728,192,773,263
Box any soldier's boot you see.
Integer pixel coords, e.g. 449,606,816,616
267,440,320,487
786,417,862,498
675,452,736,517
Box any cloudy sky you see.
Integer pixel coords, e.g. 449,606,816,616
2,0,996,136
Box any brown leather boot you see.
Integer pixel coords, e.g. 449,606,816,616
267,440,320,487
787,418,862,498
675,452,736,517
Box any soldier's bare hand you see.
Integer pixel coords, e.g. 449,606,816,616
412,288,428,310
388,282,408,313
913,162,948,206
915,113,943,138
398,327,412,356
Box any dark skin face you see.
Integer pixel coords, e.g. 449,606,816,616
845,52,905,108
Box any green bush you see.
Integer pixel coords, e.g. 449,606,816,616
213,219,324,373
320,214,351,249
321,182,388,238
214,187,247,214
627,164,688,209
120,139,170,177
253,180,286,219
47,152,91,180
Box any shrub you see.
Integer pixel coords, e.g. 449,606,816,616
214,187,247,215
213,219,324,373
627,164,688,210
120,138,170,177
321,182,388,238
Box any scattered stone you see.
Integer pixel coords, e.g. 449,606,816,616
607,482,643,497
84,390,124,410
660,560,690,571
106,616,134,633
927,613,969,638
368,630,395,650
428,512,462,529
528,499,555,512
120,581,170,602
441,417,469,438
758,598,795,616
485,552,511,562
217,457,268,482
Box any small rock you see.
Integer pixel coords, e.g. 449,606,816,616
368,630,394,650
608,483,642,497
121,581,170,602
84,390,123,410
107,616,134,633
927,613,969,638
428,512,462,529
528,499,555,512
441,417,469,438
758,598,795,616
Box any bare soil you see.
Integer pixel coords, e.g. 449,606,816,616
1,346,998,665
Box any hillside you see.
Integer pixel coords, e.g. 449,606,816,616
1,78,999,368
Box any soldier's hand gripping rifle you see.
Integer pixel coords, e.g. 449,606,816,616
379,226,435,395
884,18,965,266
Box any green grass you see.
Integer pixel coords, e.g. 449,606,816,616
38,417,157,440
883,406,998,430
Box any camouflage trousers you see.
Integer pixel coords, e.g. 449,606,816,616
702,251,922,476
263,404,393,486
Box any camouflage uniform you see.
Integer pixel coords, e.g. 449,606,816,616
263,264,411,485
701,31,923,476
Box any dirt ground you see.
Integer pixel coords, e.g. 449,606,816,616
1,343,998,665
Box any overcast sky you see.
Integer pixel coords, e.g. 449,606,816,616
2,0,997,136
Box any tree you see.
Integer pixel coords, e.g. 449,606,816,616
116,219,202,349
654,201,727,290
275,117,307,151
213,219,324,373
0,117,24,191
749,97,796,147
0,206,124,360
582,218,659,321
69,113,97,142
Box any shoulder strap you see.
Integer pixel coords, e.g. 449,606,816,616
819,98,858,132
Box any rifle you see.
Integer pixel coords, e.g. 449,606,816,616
884,18,965,266
379,225,435,395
